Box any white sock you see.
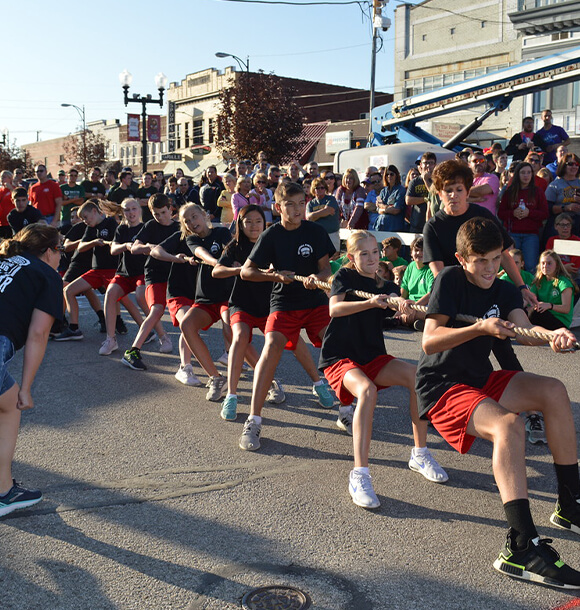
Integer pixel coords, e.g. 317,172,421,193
339,404,354,416
352,467,370,476
413,446,429,457
313,379,325,387
248,415,262,425
226,393,237,399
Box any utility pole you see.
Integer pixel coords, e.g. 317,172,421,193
368,1,391,145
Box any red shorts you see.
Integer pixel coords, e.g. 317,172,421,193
230,311,268,342
109,274,145,299
81,268,116,290
324,355,395,405
145,282,167,308
167,296,194,327
427,370,519,454
193,302,229,331
265,305,330,350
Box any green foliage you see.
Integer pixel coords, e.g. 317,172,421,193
0,142,33,174
214,72,305,164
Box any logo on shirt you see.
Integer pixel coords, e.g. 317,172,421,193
99,228,110,238
209,241,221,255
552,289,559,298
0,256,30,293
297,244,313,257
482,304,500,319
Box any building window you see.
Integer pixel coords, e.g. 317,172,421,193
481,21,486,28
59,154,65,163
120,148,124,159
208,118,214,144
193,119,203,145
422,34,426,41
176,124,182,149
552,83,570,111
184,123,190,149
450,28,455,35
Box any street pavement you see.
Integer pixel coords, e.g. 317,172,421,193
2,301,580,609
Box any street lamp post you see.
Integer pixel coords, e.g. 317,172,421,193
61,103,86,169
215,52,250,73
119,70,168,173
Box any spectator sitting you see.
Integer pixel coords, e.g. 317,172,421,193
545,213,580,281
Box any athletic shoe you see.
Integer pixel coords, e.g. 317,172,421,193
217,351,229,366
158,334,173,354
526,414,547,445
408,449,449,483
0,480,42,517
122,348,147,371
206,376,227,401
175,364,203,387
98,336,118,356
266,380,286,404
313,382,334,409
239,418,261,451
550,498,580,536
221,396,238,421
53,327,84,342
493,530,580,589
116,317,128,335
336,411,353,436
349,470,380,509
242,361,250,371
144,330,156,345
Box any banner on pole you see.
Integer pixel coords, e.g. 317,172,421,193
148,115,161,142
127,114,140,141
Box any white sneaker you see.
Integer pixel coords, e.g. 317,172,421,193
206,375,227,401
349,470,380,509
217,351,229,366
159,334,173,354
266,379,286,404
175,364,203,387
98,336,118,356
336,410,353,436
408,449,449,483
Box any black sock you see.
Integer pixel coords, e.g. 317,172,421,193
554,463,580,507
69,323,79,331
116,314,122,321
131,346,140,354
97,310,105,323
504,499,538,550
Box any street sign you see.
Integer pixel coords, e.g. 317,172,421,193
161,153,183,161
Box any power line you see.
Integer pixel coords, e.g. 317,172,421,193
219,0,363,4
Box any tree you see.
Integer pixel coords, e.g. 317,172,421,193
214,72,305,164
0,142,33,174
61,130,109,175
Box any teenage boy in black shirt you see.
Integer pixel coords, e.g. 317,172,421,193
7,188,44,234
416,216,580,589
54,200,119,341
122,194,179,370
238,182,336,451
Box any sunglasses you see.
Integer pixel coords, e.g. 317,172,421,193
529,159,540,164
566,162,579,167
324,176,335,180
370,180,381,185
256,180,266,184
52,244,66,253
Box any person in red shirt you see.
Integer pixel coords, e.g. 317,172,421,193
0,171,15,239
28,164,63,227
525,152,548,193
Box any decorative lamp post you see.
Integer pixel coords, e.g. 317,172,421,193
215,52,250,73
119,70,168,172
61,103,86,169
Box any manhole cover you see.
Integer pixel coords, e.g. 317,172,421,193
241,585,311,609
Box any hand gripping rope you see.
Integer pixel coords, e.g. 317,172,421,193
288,273,580,351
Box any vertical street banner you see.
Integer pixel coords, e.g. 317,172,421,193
168,101,176,152
148,116,161,142
127,114,140,141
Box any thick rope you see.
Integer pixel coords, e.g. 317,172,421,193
291,273,580,350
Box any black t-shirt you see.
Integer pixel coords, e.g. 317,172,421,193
406,176,429,233
134,219,180,285
415,266,523,418
0,253,63,350
113,223,146,277
159,232,198,300
7,206,44,234
319,268,399,370
186,226,234,304
107,186,137,205
66,222,92,271
200,181,225,220
423,204,514,267
248,221,335,312
83,217,119,270
219,240,271,318
135,186,158,222
81,180,106,198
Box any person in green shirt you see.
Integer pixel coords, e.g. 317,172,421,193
380,236,408,276
529,250,578,329
498,249,535,286
397,236,432,329
60,168,85,228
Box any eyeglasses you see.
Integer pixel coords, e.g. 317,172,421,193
386,172,396,177
35,169,45,174
324,175,335,180
471,158,486,164
556,222,572,227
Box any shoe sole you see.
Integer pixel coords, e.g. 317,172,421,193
99,346,118,356
221,410,237,421
349,486,380,509
175,376,204,387
267,393,286,404
550,512,580,536
493,557,580,589
121,357,146,371
53,335,84,342
336,419,353,436
408,460,449,484
206,384,227,402
528,437,548,445
0,496,42,517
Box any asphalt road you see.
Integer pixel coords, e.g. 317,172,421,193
2,301,580,609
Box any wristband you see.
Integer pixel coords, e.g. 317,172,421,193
551,303,554,310
518,284,528,291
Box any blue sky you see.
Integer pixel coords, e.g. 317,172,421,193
2,0,413,148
